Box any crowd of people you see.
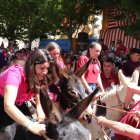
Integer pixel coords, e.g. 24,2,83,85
0,38,140,140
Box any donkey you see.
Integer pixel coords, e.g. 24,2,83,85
0,87,99,140
39,87,99,140
80,68,140,140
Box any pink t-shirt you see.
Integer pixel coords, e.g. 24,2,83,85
138,131,140,140
0,65,34,106
76,55,101,84
57,59,65,69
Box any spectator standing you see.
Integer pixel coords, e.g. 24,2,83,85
122,48,140,77
116,40,128,57
109,41,116,52
0,52,7,72
76,42,104,95
107,41,116,61
0,42,4,49
99,39,108,52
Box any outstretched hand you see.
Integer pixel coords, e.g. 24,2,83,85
96,116,107,125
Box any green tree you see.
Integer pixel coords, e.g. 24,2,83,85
59,0,100,48
0,0,25,41
22,0,63,43
0,0,63,46
0,0,101,49
93,0,140,39
119,0,140,39
0,0,139,46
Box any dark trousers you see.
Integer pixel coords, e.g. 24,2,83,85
0,95,31,129
0,96,44,140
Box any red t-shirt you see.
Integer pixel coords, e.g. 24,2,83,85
101,72,120,90
116,101,140,140
76,55,101,84
116,44,127,57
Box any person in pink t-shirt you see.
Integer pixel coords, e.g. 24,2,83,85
76,42,104,95
46,42,66,70
0,49,53,136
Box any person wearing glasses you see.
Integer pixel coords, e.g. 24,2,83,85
46,42,66,69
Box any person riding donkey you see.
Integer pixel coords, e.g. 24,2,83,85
0,49,53,136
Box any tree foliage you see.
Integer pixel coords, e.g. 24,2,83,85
0,0,25,41
0,0,63,42
119,0,140,39
57,0,100,47
0,0,139,44
93,0,140,39
0,0,101,49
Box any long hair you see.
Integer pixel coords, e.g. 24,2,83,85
24,49,53,93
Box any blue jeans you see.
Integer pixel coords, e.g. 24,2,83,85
85,83,97,96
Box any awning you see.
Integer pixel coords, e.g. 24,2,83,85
100,28,140,49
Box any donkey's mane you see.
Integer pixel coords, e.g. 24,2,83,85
100,85,119,102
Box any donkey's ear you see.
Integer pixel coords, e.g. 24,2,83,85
40,87,63,124
67,88,99,119
40,88,53,118
118,69,129,86
58,66,69,78
75,58,92,78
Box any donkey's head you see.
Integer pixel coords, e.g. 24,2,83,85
58,74,86,109
48,59,92,110
40,87,99,140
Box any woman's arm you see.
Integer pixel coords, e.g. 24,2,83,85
97,74,104,92
4,85,46,136
97,116,140,140
4,85,31,126
81,74,93,94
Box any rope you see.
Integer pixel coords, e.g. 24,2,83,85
42,133,49,140
94,103,134,114
88,101,138,140
92,94,134,114
83,93,139,139
92,113,111,140
101,126,111,140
